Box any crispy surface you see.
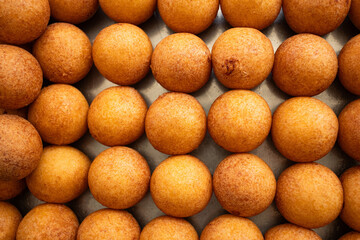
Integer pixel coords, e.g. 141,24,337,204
339,232,360,240
350,0,360,30
264,223,321,240
0,179,26,200
0,202,22,240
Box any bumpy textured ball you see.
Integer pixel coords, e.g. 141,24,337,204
264,223,321,240
0,179,26,200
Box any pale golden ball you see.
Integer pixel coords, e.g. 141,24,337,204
0,179,26,200
0,202,22,240
264,223,321,240
339,232,360,240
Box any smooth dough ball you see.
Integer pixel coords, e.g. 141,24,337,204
88,147,150,209
49,0,99,24
16,204,79,240
93,23,152,85
339,34,360,95
212,28,274,89
151,33,211,93
339,232,360,240
200,214,263,240
0,179,26,200
273,34,338,96
77,209,140,240
350,0,360,30
28,84,89,145
276,163,343,228
0,45,43,110
0,115,42,181
26,146,91,203
145,92,206,155
33,23,93,84
272,97,338,162
99,0,156,25
0,202,22,240
213,153,276,217
150,155,212,217
208,90,272,152
221,0,281,30
140,216,198,240
88,86,147,146
158,0,219,34
264,223,321,240
0,0,50,45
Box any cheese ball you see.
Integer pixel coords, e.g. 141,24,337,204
158,0,219,34
0,202,22,240
88,86,147,146
0,179,26,200
212,28,274,89
145,93,206,155
339,232,360,240
100,0,156,25
0,115,42,181
213,153,276,217
140,216,198,240
200,214,263,240
0,0,50,45
282,0,350,35
264,224,321,240
88,147,150,209
273,34,337,96
339,35,360,95
150,155,212,217
350,0,360,30
272,97,338,162
276,163,343,229
77,209,140,240
221,0,281,30
28,84,89,145
208,90,272,153
151,33,211,93
26,146,91,203
93,23,152,85
16,204,79,240
0,45,43,110
49,0,99,24
338,100,360,161
33,23,93,84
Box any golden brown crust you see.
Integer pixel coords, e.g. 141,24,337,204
0,202,22,240
350,0,360,30
0,179,26,200
264,223,321,240
339,232,360,240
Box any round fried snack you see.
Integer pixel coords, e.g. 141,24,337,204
145,92,206,155
273,34,338,96
88,86,147,146
208,90,272,152
88,147,150,209
16,204,79,240
339,232,360,240
0,179,26,200
221,0,281,30
0,45,43,110
0,115,42,181
150,155,212,218
33,23,93,84
158,0,219,34
93,23,152,85
140,216,198,240
0,0,50,45
100,0,156,25
276,163,343,229
213,153,276,217
28,84,89,145
77,209,140,240
264,223,321,240
272,97,338,162
0,202,22,240
350,0,360,30
200,214,263,240
151,33,211,93
212,28,274,89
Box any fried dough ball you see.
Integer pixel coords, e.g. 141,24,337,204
272,97,338,162
28,84,89,145
276,163,343,228
77,209,140,240
0,202,22,240
264,223,321,240
339,232,360,240
150,155,212,218
0,115,42,181
0,45,43,110
93,23,152,85
16,204,79,240
208,90,272,153
33,23,93,84
350,0,360,30
88,147,150,209
0,0,50,45
151,33,211,93
145,92,206,155
0,179,26,200
212,28,274,89
88,86,147,146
